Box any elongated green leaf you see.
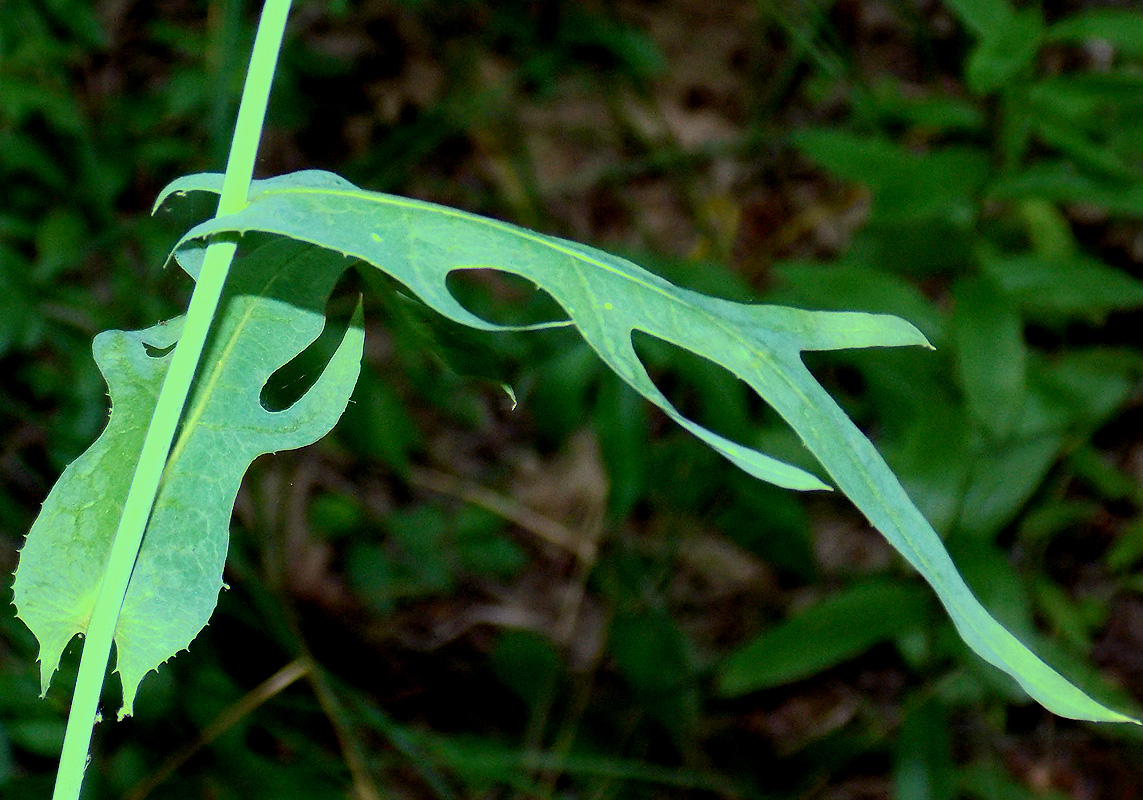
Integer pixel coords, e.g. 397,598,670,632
885,404,973,536
1048,10,1143,59
161,173,837,494
792,131,988,223
952,276,1026,440
870,80,985,132
1033,117,1137,180
1031,73,1143,120
960,435,1062,540
965,9,1044,94
12,234,364,716
980,253,1143,324
987,161,1143,216
943,0,1044,93
717,581,931,695
770,259,945,344
943,0,1014,39
894,698,955,800
421,733,753,797
156,170,1137,723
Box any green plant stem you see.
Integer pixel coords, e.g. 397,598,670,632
50,2,293,798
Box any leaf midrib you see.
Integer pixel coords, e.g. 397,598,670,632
226,186,956,614
260,186,681,302
243,184,835,487
164,251,296,476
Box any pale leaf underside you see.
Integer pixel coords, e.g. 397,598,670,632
13,234,364,716
152,170,1135,723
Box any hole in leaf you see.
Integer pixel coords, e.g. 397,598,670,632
445,268,569,327
631,330,773,444
631,330,828,494
142,341,176,358
260,268,362,413
633,331,829,473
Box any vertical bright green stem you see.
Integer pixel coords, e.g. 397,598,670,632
51,2,293,798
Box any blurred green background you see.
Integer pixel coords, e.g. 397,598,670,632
3,0,1143,797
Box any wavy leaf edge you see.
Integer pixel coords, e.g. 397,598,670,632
154,169,1137,725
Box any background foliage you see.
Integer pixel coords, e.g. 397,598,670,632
2,0,1143,798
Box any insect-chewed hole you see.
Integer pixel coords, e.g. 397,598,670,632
260,268,361,413
630,330,781,445
445,269,569,327
142,341,177,359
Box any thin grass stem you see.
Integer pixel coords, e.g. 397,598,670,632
50,3,293,798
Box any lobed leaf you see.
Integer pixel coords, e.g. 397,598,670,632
12,234,364,716
155,169,1137,723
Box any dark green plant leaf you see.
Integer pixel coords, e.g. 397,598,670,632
988,161,1143,216
611,610,694,696
491,629,562,705
952,276,1026,440
894,697,954,800
339,368,421,473
957,350,1140,539
1050,350,1142,424
870,79,985,132
980,253,1143,324
422,733,753,797
793,131,988,223
885,404,973,536
960,760,1069,800
1031,72,1143,120
1106,519,1143,573
1032,576,1100,655
959,434,1061,541
716,580,931,695
6,718,66,759
964,9,1044,94
947,537,1033,641
1048,9,1143,59
12,235,364,715
1033,117,1138,180
1016,198,1076,260
944,0,1044,93
595,370,649,519
943,0,1016,39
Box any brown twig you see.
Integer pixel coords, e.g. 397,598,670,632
125,659,310,800
408,465,597,563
